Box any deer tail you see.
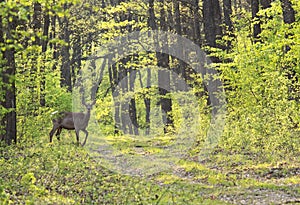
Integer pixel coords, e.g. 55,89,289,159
51,111,59,115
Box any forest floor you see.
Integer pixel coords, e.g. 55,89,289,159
172,156,300,205
88,134,300,205
1,134,300,204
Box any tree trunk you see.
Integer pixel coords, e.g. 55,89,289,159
120,61,131,134
203,0,222,48
280,0,296,99
281,0,295,24
251,0,261,42
32,2,45,107
71,36,82,86
60,4,72,92
1,13,17,145
260,0,272,9
223,0,234,50
32,2,42,46
129,68,139,135
158,0,173,133
40,6,50,106
148,0,157,30
173,0,186,91
144,0,156,135
192,0,201,46
42,8,50,53
0,4,5,141
50,9,58,60
202,0,222,106
280,0,295,53
109,57,121,134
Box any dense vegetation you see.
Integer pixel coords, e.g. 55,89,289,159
0,0,299,204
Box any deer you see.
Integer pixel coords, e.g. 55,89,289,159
50,59,103,146
49,100,95,146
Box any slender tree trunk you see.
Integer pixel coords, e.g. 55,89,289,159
281,0,295,53
42,8,50,53
71,36,82,86
144,69,151,135
148,0,157,30
31,2,43,107
109,57,121,134
203,0,222,48
129,13,139,135
120,61,131,134
2,13,17,145
281,0,295,25
223,0,234,50
261,0,272,9
32,2,42,45
158,0,173,133
281,0,296,99
192,0,201,46
60,4,72,92
172,0,186,91
144,0,157,135
202,0,222,106
129,68,139,135
40,6,50,106
50,10,58,60
0,5,5,141
251,0,261,42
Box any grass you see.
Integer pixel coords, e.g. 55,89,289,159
0,132,299,204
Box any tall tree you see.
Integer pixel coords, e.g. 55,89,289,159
251,0,272,42
109,57,122,134
60,3,72,92
32,1,47,107
280,0,297,99
0,0,5,141
171,0,188,91
251,0,261,42
129,67,139,135
120,60,131,134
260,0,273,9
50,4,58,61
157,0,174,133
144,0,156,135
40,3,51,106
32,2,42,46
128,12,139,135
202,0,222,105
42,5,50,53
203,0,222,48
281,0,295,25
192,0,201,46
223,0,234,50
1,9,17,145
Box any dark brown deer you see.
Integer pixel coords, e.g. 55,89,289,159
49,101,95,146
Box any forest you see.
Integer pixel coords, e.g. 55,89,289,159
0,0,299,204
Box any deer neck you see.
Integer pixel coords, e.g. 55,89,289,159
84,109,91,123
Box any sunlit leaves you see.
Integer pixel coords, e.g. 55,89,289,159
219,1,300,158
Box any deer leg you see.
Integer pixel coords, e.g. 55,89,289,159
81,129,88,146
49,124,60,143
55,127,62,141
75,129,80,145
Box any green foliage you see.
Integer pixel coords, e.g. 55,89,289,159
1,0,300,204
15,47,72,142
218,1,300,159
